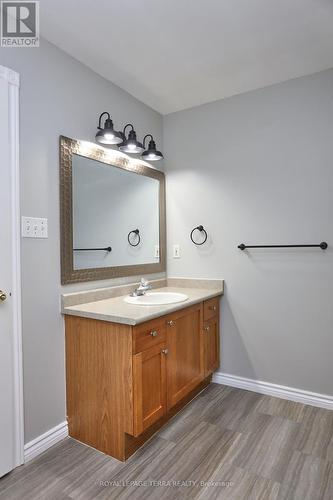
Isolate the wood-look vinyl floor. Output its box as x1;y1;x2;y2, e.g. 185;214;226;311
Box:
1;384;333;500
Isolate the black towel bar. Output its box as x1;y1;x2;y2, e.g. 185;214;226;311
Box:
73;246;112;252
238;242;328;250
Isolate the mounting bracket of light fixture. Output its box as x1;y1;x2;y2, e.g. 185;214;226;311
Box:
95;112;163;161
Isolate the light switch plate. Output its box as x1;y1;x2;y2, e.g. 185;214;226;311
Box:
22;217;48;238
173;244;180;258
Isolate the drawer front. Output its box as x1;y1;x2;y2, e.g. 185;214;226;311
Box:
133;320;166;354
203;297;219;321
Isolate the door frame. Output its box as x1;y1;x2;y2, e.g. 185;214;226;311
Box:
0;65;24;467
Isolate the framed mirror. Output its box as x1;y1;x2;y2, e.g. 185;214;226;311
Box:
60;136;165;284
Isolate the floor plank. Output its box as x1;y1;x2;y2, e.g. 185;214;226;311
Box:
292;406;333;462
254;395;306;423
277;450;333;500
224;415;300;483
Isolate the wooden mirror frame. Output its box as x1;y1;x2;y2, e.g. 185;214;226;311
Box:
60;136;166;285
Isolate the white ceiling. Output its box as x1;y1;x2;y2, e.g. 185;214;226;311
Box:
40;0;333;115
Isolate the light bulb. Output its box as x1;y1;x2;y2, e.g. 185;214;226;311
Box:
104;132;114;140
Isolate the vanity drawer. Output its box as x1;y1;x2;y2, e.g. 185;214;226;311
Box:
133;320;166;354
204;297;219;321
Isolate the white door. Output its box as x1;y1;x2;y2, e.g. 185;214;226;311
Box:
0;66;23;477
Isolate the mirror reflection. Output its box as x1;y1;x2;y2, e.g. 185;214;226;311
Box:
72;154;160;270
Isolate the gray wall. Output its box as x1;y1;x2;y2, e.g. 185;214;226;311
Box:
164;69;333;396
0;39;163;443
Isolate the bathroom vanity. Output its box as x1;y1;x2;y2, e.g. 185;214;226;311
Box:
59;137;223;461
63;280;223;461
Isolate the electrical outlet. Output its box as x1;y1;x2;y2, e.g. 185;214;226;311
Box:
173;244;180;258
22;217;48;238
154;245;160;258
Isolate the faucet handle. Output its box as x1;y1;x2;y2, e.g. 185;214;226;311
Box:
139;277;152;290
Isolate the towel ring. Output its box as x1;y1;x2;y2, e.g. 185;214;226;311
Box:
190;225;207;245
128;229;141;247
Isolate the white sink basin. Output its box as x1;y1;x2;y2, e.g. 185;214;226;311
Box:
124;291;188;306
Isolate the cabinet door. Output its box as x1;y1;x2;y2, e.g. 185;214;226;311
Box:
166;304;204;410
204;317;220;376
133;343;167;436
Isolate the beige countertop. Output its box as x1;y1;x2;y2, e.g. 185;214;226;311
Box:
62;282;223;326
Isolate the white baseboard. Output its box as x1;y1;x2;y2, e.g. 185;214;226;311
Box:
24;421;68;462
212;372;333;410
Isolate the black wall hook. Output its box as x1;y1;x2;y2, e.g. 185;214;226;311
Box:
128;229;141;247
190;225;208;245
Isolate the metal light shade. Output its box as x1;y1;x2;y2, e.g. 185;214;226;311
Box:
119;127;144;154
95;113;123;145
141;136;163;161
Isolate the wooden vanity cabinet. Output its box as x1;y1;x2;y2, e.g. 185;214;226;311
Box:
65;297;221;461
166;303;204;409
204;317;220;376
203;297;220;377
203;297;220;376
133;343;167;436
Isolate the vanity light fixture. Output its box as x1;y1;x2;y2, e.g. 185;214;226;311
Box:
141;134;164;161
95;112;123;145
119;124;144;154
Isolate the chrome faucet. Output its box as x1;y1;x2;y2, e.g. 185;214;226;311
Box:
130;278;152;297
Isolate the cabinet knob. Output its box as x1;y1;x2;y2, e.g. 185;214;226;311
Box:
150;330;158;337
161;349;168;355
209;305;217;311
204;325;210;331
167;320;175;327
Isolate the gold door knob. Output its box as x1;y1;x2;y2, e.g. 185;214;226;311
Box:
150;330;158;337
0;290;7;302
161;349;168;355
167;320;175;327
